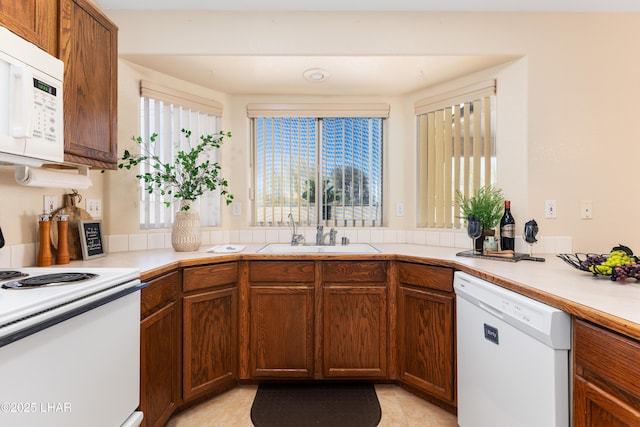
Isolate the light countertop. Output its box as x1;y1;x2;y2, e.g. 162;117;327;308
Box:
66;243;640;341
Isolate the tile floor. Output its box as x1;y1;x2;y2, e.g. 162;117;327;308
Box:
166;384;458;427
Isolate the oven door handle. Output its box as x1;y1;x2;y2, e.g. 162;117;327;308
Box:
0;280;147;348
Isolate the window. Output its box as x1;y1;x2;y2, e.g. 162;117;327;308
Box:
249;103;388;227
415;80;497;229
139;81;224;229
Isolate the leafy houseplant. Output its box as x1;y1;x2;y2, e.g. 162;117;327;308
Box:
118;128;233;252
118;128;234;210
456;186;504;230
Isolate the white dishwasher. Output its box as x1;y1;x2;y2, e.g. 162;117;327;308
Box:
454;271;571;427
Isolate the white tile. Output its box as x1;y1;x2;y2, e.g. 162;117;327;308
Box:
252;229;267;243
0;247;11;268
108;235;129;253
12;243;35;268
210;230;224;244
163;232;172;249
426;231;440;246
200;230;211;246
227;230;240;243
147;233;165;250
412;231;427;245
454;231;470;248
239;230;253;243
439;232;455;247
383;230;397;243
278;229;291;243
357;229;371;243
265;229;279;243
128;234;148;252
370;229;384;243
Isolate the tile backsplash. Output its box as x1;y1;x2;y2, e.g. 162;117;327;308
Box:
0;228;573;268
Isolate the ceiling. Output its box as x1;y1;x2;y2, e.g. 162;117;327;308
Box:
96;0;640;96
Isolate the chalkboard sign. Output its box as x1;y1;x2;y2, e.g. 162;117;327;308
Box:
79;220;106;260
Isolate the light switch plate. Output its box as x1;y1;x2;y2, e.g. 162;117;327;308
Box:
232;202;241;216
86;198;102;218
544;200;556;218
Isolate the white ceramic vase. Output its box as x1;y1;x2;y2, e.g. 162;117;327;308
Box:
171;200;201;252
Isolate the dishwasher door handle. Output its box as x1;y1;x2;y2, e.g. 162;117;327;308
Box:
477;300;505;319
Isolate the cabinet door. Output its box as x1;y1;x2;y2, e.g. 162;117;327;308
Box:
0;0;57;55
59;0;118;169
183;287;237;402
250;286;314;378
322;285;387;378
573;320;640;427
398;285;455;403
574;376;640;427
140;302;180;427
139;271;181;427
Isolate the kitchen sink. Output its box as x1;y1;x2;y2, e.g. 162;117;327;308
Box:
257;243;380;254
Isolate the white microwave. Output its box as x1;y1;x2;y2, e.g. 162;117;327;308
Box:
0;26;64;166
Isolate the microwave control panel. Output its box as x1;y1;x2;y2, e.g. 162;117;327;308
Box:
31;77;60;143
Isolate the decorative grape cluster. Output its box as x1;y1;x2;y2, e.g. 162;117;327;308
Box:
580;245;640;282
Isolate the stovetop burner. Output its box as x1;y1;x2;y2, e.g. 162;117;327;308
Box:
2;273;98;289
0;271;28;281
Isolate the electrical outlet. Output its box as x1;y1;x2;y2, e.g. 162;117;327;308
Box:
581;200;593;219
86;198;102;218
544;200;557;219
395;202;405;217
232;202;241;216
43;196;58;215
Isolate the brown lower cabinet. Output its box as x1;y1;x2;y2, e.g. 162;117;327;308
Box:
573;319;640;426
321;261;388;378
397;262;455;409
248;261;315;378
141;259;460;426
140;271;181;427
182;263;238;401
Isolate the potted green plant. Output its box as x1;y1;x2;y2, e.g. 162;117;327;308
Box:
456;186;504;251
118;128;234;251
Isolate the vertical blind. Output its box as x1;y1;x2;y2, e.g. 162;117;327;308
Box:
415;80;497;229
251;115;384;227
139;81;224;229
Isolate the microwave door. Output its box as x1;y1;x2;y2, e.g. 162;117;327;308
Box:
0;53;28;161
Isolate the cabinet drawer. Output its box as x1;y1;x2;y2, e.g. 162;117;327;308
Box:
249;261;314;283
183;262;238;292
322;261;387;283
141;271;180;319
575;319;640;399
398;263;453;292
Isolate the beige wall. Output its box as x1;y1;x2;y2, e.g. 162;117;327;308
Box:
2;11;639;255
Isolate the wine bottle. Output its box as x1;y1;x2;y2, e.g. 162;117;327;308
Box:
500;200;515;251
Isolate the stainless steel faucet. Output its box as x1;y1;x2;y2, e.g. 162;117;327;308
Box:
288;213;304;245
315;225;337;245
315;225;324;245
328;228;337;246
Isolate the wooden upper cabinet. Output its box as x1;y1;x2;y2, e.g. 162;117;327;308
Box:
0;0;58;55
59;0;118;169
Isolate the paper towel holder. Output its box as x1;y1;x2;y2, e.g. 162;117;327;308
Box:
14;165;92;189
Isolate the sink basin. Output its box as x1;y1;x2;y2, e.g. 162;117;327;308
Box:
257;243;380;254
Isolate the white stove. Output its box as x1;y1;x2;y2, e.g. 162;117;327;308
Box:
0;267;145;427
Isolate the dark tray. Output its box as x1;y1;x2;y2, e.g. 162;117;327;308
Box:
456;250;545;262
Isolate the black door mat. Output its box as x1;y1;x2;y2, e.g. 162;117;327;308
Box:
250;382;381;427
